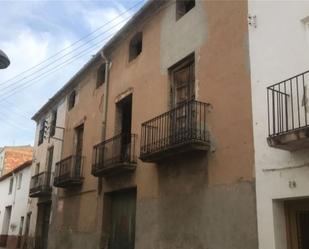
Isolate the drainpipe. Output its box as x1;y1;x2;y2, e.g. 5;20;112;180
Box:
98;50;110;194
100;50;111;141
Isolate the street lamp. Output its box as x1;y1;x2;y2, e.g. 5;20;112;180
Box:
0;50;10;69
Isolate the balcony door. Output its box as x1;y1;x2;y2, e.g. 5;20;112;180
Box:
170;56;195;143
74;124;84;177
46;146;53;186
116;94;132;162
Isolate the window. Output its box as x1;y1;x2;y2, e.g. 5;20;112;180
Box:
17;173;22;190
49;110;57;137
176;0;195;20
129;32;142;61
96;64;106;88
170;54;195;107
68;90;76;110
8;177;13;194
38;119;46;145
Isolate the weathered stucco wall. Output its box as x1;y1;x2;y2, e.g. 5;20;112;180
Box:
248;1;309;249
47;58;105;249
102;1;257;249
27;97;67;249
47;1;258;249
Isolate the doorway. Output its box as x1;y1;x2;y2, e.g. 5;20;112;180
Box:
35;202;51;249
116;94;132;161
286;199;309;249
0;206;12;247
104;188;136;249
74;124;84;177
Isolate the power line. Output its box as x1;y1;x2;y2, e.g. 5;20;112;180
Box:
0;0;175;103
0;10;133;93
0;0;144;87
0;35;108;100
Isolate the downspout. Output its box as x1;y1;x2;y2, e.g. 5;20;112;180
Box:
98;49;111;194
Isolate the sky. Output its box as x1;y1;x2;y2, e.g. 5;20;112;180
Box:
0;0;147;147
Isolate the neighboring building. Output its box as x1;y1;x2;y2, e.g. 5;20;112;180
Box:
26;93;67;249
0;146;33;176
33;1;258;249
248;2;309;249
0;160;32;249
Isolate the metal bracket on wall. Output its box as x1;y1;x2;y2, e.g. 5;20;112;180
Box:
48;126;65;143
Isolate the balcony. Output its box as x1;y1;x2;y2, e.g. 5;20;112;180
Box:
267;70;309;151
140;100;210;162
92;133;137;177
54;155;84;188
29;171;52;197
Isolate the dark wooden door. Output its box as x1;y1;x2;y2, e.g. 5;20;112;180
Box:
75;124;84;176
109;189;136;249
35;203;51;249
286;200;309;249
171;60;195;143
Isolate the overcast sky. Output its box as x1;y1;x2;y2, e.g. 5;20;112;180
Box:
0;0;146;147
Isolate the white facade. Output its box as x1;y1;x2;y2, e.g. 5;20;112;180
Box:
27;97;67;246
0;164;31;244
248;1;309;249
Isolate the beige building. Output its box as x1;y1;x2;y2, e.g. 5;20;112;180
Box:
31;1;258;249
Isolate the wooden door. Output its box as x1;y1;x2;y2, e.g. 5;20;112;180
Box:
109;189;136;249
171;59;195;143
286;199;309;249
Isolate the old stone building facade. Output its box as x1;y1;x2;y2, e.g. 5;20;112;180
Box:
28;1;258;249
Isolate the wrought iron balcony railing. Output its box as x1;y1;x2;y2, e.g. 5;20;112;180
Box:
54;155;84;188
92;133;137;177
140;100;209;162
29;171;52;197
267;70;309;150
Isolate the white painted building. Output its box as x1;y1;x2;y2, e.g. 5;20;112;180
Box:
0;161;31;248
26;95;67;249
248;1;309;249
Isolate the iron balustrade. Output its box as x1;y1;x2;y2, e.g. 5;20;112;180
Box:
54;155;83;186
92;133;137;175
267;70;309;137
29;171;51;196
140;100;209;158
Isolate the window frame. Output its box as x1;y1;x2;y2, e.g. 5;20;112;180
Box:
68;90;76;111
176;0;195;21
129;32;143;62
96;64;106;88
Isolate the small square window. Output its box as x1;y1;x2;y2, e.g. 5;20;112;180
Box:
68;90;76;110
96;64;106;88
176;0;195;20
129;32;143;62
